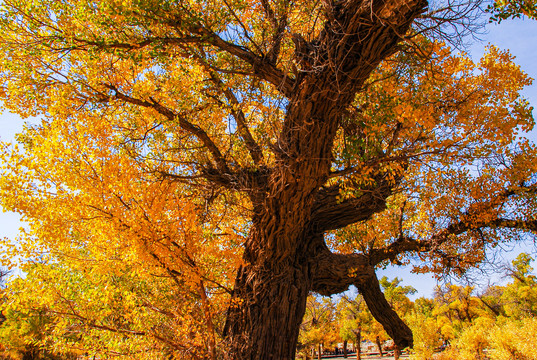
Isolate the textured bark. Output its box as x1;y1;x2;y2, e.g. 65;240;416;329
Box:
224;259;310;359
222;0;428;358
225;231;415;358
357;273;413;349
310;246;413;348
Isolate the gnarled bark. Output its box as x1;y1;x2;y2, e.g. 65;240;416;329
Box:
223;261;310;360
224;228;414;359
311;245;413;349
222;0;427;358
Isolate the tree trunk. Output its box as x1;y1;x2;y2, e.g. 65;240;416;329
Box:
318;343;322;360
394;345;401;360
224;242;416;359
343;340;348;358
355;330;362;360
224;260;310;360
376;336;384;357
218;0;427;357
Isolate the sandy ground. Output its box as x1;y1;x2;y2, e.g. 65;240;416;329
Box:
320;354;409;360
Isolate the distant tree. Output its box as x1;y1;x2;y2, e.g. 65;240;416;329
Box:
338;295;370;360
435;285;483;325
487;317;537;359
0;265;76;360
501;253;537;318
299;296;338;360
406;297;443;360
448;317;494;360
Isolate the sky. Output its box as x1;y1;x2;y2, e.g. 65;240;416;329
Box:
1;13;536;299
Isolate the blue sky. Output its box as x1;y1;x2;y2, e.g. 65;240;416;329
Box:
1;15;536;298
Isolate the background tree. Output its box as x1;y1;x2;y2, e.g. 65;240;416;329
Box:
413;254;537;359
298;296;338;360
338;295;370;360
406;297;443;360
501;253;537;318
433;284;482;333
487;317;537;360
0;251;223;359
0;0;536;359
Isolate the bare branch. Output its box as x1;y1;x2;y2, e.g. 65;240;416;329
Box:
192;53;265;165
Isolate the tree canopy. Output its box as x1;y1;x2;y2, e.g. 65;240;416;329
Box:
0;0;535;359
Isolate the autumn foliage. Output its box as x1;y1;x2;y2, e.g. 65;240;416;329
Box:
294;255;537;360
0;0;535;359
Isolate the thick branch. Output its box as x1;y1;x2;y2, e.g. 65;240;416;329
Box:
311;177;394;232
356;272;414;349
370;182;537;264
195;29;295;96
260;0;288;64
310;246;413;349
311;250;372;296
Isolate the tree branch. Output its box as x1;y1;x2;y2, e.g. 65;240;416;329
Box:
196;56;265;165
355;271;414;349
311;176;395;232
193;28;295;96
369;218;537;266
311;249;372;296
65;28;295;96
103;85;230;174
310;245;413;348
260;0;289;64
369;182;537;265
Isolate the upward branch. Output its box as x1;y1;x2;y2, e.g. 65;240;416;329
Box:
104;85;230;174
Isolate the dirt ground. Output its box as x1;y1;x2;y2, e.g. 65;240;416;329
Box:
321;354;409;360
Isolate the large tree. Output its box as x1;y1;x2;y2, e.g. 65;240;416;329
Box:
0;0;536;359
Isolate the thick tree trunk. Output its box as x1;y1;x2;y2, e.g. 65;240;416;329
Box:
224;260;310;360
221;1;427;357
343;340;348;358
